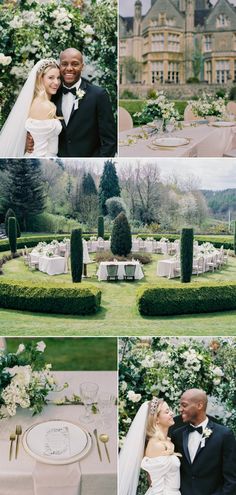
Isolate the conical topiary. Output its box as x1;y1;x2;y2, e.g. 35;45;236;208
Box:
111;212;132;257
5;208;21;238
180;228;194;283
98;216;104;239
8;217;17;255
70;228;83;283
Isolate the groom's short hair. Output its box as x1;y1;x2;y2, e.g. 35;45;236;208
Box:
59;48;83;62
185;388;208;410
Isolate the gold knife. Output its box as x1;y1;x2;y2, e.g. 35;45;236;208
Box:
93;429;102;461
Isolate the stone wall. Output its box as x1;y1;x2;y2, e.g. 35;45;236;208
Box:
120;83;233;99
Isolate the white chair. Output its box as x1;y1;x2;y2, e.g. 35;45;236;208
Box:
119;106;133;132
226;101;236;116
184;104;199;121
223;249;230;264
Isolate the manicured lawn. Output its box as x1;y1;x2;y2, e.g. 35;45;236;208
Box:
5;337;117;370
1;253;236;334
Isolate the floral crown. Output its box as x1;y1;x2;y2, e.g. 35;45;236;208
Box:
150;397;163;415
37;59;59;74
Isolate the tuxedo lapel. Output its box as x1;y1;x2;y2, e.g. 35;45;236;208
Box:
67;78;88;126
183;428;191;464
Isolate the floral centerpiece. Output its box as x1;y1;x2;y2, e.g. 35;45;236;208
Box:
0;341;66;418
134;91;180;129
190;93;226;119
199;242;216;254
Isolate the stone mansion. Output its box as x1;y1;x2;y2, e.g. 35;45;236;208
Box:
119;0;236;86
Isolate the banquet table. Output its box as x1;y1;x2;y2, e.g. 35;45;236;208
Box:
119;122;236;157
97;261;144;281
38;256;67;276
157;259;180;278
0;371;117;495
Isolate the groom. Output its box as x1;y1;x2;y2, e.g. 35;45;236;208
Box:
171;388;236;495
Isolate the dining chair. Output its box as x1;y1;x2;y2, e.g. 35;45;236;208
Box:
106;264;119;281
123;264;136;281
119;106;133;132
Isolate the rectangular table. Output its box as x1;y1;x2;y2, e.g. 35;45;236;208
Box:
157;259;180;278
119;123;236;157
97;261;144;281
0;371;117;495
38;256;67;276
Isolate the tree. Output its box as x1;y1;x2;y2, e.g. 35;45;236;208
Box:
180;228;194;283
234;221;236;255
111;212;132;257
5;208;21;237
99;160;120;215
98;216;104;239
4;159;46;231
8;217;17;255
122;56;142;83
106;196;126;220
70;228;83;283
76;172;98;226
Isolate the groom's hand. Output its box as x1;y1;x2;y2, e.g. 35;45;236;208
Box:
25;132;34;153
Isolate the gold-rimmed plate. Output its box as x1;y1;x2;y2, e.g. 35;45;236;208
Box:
211;121;236;127
152;137;190;148
22;419;92;465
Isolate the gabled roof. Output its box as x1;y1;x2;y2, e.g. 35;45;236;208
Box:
204;0;236;29
142;0;185;31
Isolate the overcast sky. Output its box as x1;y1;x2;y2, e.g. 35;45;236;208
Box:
119;0;236;17
61;158;236;191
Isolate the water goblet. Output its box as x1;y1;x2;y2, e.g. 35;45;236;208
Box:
80;382;99;423
97;392;116;429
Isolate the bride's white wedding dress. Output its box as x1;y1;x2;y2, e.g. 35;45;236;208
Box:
141;455;181;495
24;118;62;157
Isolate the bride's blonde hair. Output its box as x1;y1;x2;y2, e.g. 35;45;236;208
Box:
34;59;60;118
146;397;166;441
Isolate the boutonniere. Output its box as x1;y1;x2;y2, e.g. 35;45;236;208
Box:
74;89;86;110
200;427;213;447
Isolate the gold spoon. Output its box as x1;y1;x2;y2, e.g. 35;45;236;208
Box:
99;434;110;463
15;425;22;459
9;433;16;461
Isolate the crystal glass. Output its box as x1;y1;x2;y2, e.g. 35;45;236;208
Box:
80;382;99;423
97;392;116;429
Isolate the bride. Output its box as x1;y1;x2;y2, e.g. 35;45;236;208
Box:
119;397;181;495
0;58;62;157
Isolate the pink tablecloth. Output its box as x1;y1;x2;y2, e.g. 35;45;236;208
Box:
119;123;236;157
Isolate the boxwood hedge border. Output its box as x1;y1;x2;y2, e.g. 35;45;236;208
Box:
0;233;110;253
137;282;236;316
0;280;101;315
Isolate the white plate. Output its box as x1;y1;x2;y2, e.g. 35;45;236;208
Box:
22;419;92;465
152;137;189;147
211;121;236;127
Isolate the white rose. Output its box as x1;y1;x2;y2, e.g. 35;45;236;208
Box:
120;381;127;392
127;390;141;403
84;25;94;35
16;344;25;354
36;341;46;352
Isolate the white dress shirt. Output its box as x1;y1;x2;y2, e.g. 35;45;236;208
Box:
188;417;209;463
61;78;82;125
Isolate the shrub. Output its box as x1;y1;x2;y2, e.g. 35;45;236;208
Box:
186;77;199;83
8;217;17;255
111;212;132;256
94;251;151;264
229;86;236;101
98;216;104;239
5;208;21;238
120;90;139;99
180;228;194;283
106;197;126;219
27;212;79;233
0;233;111;253
146;89;157;99
137;282;236;316
70;229;83;283
0;280;101;315
215;89;227;99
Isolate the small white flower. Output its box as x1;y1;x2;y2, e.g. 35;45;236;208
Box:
76;88;86;100
36;341;46;352
16;344;25;354
203;427;212;439
127;390;141;403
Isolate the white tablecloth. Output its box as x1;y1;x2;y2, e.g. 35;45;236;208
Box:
0;371;117;495
97;261;144;281
157;259;180;278
86;240;110;252
38;256;67;276
119;123;236;157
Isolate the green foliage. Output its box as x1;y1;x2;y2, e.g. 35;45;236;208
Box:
70;228;83;283
229;86;236;101
120;90;139;100
8;217;17;255
186;77;200;83
234;221;236;255
5;208;21;238
119;100;187;122
111;212;132;256
4;159;46;231
121;56;141;83
98;215;104;239
94;251;151;265
106;196;126;220
137;282;236;316
202;189;236;217
99;160;120;215
26;212;79;234
180;228;194;283
0;280;101;315
79;172;97;196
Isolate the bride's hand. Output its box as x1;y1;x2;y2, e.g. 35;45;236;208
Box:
25;132;34;153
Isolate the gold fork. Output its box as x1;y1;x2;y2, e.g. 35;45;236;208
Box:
15;425;22;459
9;433;16;461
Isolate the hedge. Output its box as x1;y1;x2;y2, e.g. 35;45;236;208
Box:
0;280;101;315
119;99;188;121
136;234;233;249
137;282;236;316
0;233;111;253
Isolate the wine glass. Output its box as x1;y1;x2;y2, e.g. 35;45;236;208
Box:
80;382;99;423
97;392;116;429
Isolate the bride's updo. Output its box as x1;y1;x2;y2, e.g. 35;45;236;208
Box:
146;397;165;440
34;59;60;118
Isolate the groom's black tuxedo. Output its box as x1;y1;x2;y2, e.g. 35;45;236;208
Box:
172;420;236;495
54;78;117;157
